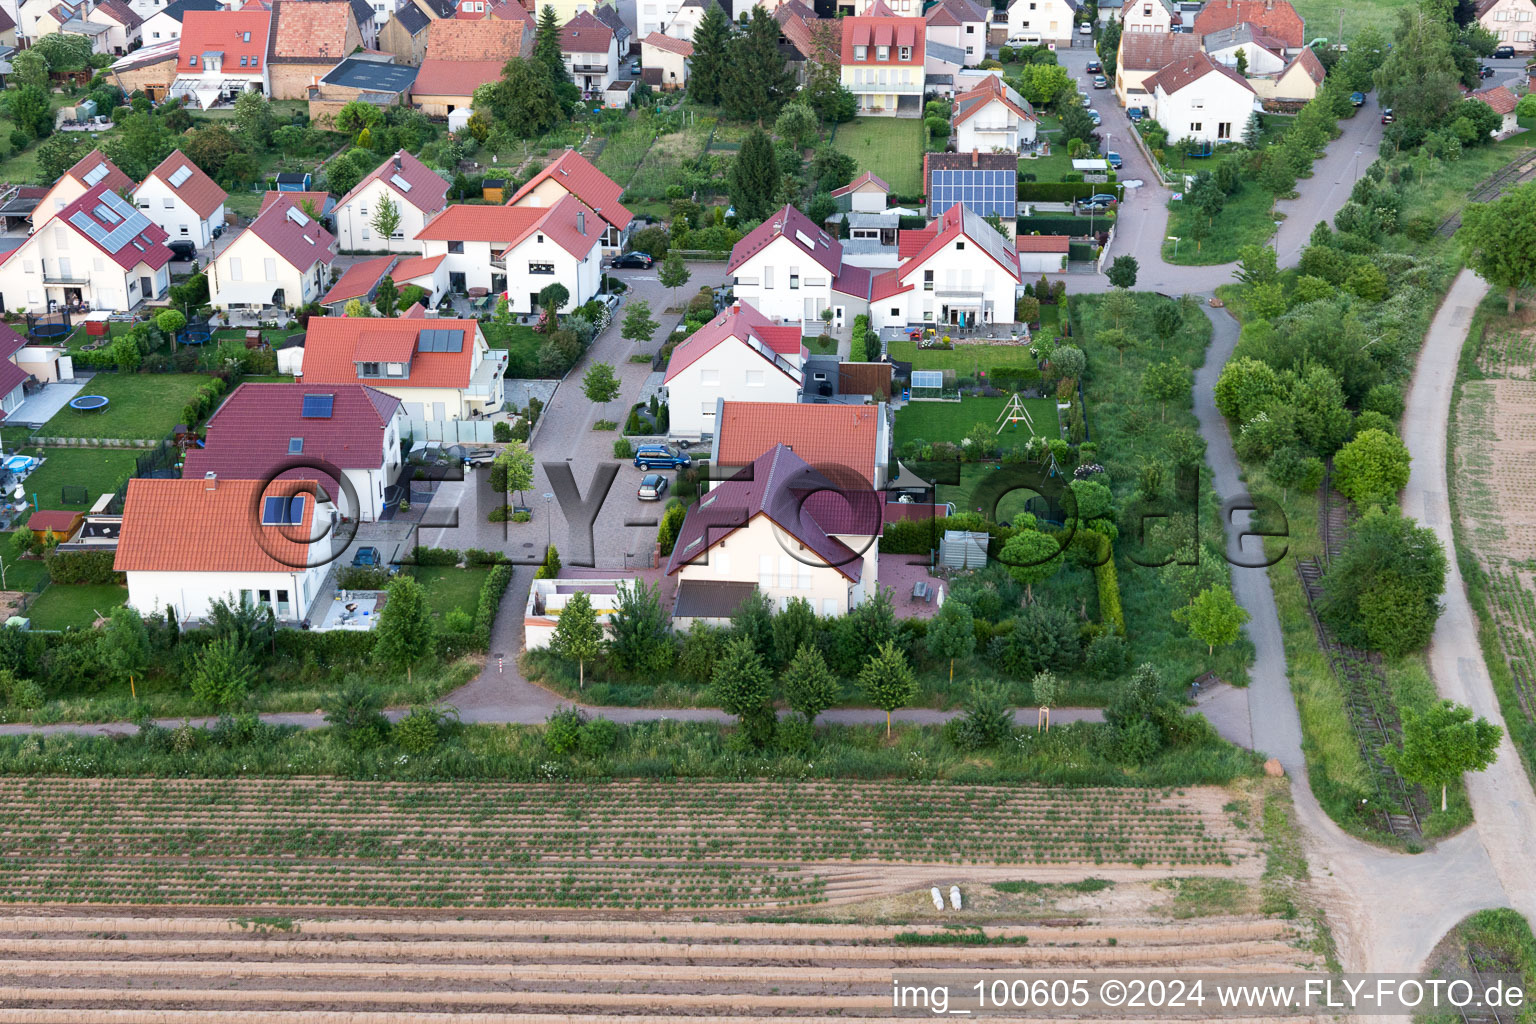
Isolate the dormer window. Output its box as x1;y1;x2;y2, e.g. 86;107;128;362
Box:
386;363;405;376
899;45;910;60
360;361;380;376
876;44;888;59
188;54;196;65
242;30;249;40
854;44;866;58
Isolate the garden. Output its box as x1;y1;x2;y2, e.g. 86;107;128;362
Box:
831;118;924;197
893;395;1059;450
8;447;138;517
38;373;215;442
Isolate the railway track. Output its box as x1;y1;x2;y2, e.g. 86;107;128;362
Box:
1460;944;1512;1024
1436;150;1536;237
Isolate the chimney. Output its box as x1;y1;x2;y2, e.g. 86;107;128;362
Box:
577;210;586;234
394;153;402;171
203;472;217;491
971;148;978;167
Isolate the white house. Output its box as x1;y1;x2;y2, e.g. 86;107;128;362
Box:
1475;84;1521;136
1144;50;1256;145
660;0;705;38
85;0;142;53
416;195;602;313
1005;0;1077;44
831;171;891;213
0;325;33;421
1477;0;1536;53
209;193;337;312
640;30;691;90
133;149;227;250
726;204;873;331
1201;22;1285;74
331;149;450;253
298;309;507;422
924;0;986;64
31;150;133;230
506;148;633;255
869;202;1022;329
0;184;173;313
139;0;223;46
115;476;335;627
561;9;619;93
181;383;404;524
1121;0;1173;33
663;300;806;438
950;73;1037;152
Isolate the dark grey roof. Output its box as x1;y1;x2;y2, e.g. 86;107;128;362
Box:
926;39;964;66
592;3;628;41
349;0;374;30
673;579;758;619
158;0;220;24
393;2;429;33
321;56;419;92
415;0;455;17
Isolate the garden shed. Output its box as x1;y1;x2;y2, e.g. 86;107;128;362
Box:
940;530;988;569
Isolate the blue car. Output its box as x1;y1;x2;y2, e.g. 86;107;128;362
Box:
1349;91;1365;106
633;444;692;470
1127;106;1145;123
1105;151;1122;170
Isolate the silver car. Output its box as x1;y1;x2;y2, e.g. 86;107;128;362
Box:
638;474;668;501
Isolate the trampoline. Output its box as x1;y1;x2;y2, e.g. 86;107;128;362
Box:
179;323;212;346
67;395;109;413
26;311;71;339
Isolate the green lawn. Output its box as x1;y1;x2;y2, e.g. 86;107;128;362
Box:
0;557;49;592
887;341;1039;374
1290;0;1411;42
805;334;839;355
894;395;1059;448
832;118;924;196
482;322;544;378
1020;148;1075;183
1163;180;1277;266
407;565;491;621
40;374;217;441
26;583;128;630
931;460;1063;525
13;447;138;515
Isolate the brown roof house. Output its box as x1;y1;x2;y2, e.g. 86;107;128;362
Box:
1115;30;1199;108
412;18;528;115
264;0;365;99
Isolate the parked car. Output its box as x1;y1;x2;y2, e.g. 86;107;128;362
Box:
629;58;641;74
1087;109;1102;125
633;444;692;470
168;239;197;261
1093;74;1108;88
1078;21;1092;33
1494;44;1515;58
1080;92;1092;107
1349;91;1365;106
459;447;496;466
1127;106;1145;123
351;546;382;568
598;292;621;312
611;251;653;269
1086;58;1101;73
1381;107;1395;124
637;474;669;501
1078;194;1118;210
1104;151;1122;169
1480;64;1496;78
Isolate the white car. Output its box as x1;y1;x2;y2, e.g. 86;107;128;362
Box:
1078;22;1092;33
598;292;621;313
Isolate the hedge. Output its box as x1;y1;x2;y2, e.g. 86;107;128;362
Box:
1016;182;1125;203
44;550;123;585
1094;554;1126;636
273;628;377;663
987;364;1043;389
880;515;1014;556
1015;216;1110;238
471;563;515;649
850;313;871;363
411;546;461;566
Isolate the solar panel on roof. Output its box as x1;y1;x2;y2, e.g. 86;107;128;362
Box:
301;394;333;418
82;164;109;187
286;206;311;227
93;203;121;225
390;174;413;192
441;329;462;353
261;495;306;525
69;211;108;245
168;165;193;188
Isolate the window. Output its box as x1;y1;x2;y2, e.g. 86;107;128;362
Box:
361;361;380;375
93;258;103;271
21;260;32;274
1217;122;1232;140
890;306;900;316
745;369;764;386
536;233;544;243
448;241;464;254
1190;122;1202;132
242;30;250;40
701;401;715;417
1520;28;1532;38
700;368;720;385
251;57;258;67
923;270;933;291
362;227;371;240
188;54;196;65
854;44;866;58
966;23;974;32
898;46;910;60
778;556;793;588
241;56;248;65
276;590;290;617
288;437;303;453
359;205;368;215
386;363;404;376
789;273;800;289
179;225;189;235
230;257;242;281
258;589;271;605
264;258;276;281
955;241;965;250
876;45;888;59
529;262;555;274
241;589;254;607
137;200;150;209
758;554;774;587
763;266;774;288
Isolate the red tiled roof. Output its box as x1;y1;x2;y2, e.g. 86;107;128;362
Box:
1116;30;1198;72
1476;84;1519;115
418;193;601;258
832;263;872;299
300;315;482;389
839;12;924;64
177;9;270;72
663;300;804;383
390;252;445;281
1281;44;1325;85
269;0;355;60
773;0;833;58
869;266;912;302
141;150;227;220
425;16;525;59
1015;234;1070;253
641;30;692;55
727;203;844;276
508;149;633;232
353;330;419;362
561;10;612;52
1143;50;1254;96
336;149;450;216
665;444;865;582
1190;0;1304;48
321;254;397;305
245;193;337;271
897;227;936;259
0;323;28;362
64;150;133;193
26;510;82;536
714;400;883;485
95;0;142;28
925;0;985;26
952;74;1035;127
58;183;174;272
412;57;504;95
830;170;890;197
115;477;322;574
901;204;1020;279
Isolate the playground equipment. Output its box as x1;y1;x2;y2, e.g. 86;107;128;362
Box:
67;395;109;413
995;392;1036;434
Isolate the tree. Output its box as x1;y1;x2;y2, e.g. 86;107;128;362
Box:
344;299;368;318
1100;286;1137;330
187;635;255;710
1458;181;1536;314
1333;428;1411;507
374;275;399;318
723;8;795;122
658;253;690;309
1099;17;1122;78
1388;700;1502;812
781;643;837;724
333;100;383;136
801;19;855;124
491;440;534;506
549;589;602;688
1015;62;1074;105
621;300;659;346
1214;356;1282;423
31;33;91;72
1319;506;1448;657
688;2;731;105
1141;359;1192;421
9;86;53;141
1032;669;1059;732
9;49;48;91
1173;585;1249;656
999;530;1065;604
1057;101;1095;145
154;308;186;339
1267;445;1324;502
1235;244;1278;288
926;599;975;684
1186;171;1226;230
1246;280;1286;322
102;111;174;181
534;4;568;84
712;634;775;744
1375;8;1462;137
272;123;305;159
770;596;815;669
536;282;569;317
34;133;88;182
609;579;674;673
729;127;779;221
103;606;148;699
774;101;818;147
1095;326;1136;366
582;362;621;413
374;574;434;683
1292;364;1353;456
1233;46;1249;76
858;640;917;737
232;90;273;149
1151;301;1182;351
1105;254;1139;289
370;193;401;246
479;58;560;138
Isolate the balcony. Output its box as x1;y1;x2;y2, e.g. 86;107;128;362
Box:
935;287;986;302
466;349;508;400
570;63;611;74
42;271;91;285
850;81;923;95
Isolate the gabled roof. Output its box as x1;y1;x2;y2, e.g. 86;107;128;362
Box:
177;8;270;72
1143;50;1254;96
773;0;830;59
109;36;181;71
665;444;866;582
642;30;692;55
663;300;804;384
877;204;1019;300
412;57;503;94
952;73;1035;127
425;15;525;58
1200;21;1285;54
1280;44;1325;85
115;477;323;574
1190;0;1304;48
592;4;628;41
300;315;481;389
320;254;396;305
59;150;133;194
1015;234;1069;253
508;149;633;232
243;192;336;270
1476;83;1519;115
0;6;17;30
56;183;174;271
560;9;612;53
714;399;884;486
727;203;843;276
393;2;429;33
1117;30;1199;71
94;0;141;28
259;190;330;216
268;0;356;61
418;193;601;258
390;252;445;281
348;0;373;32
139;150;227;220
830;171;890;198
925;0;986;26
840;12;924;65
336;149;450;216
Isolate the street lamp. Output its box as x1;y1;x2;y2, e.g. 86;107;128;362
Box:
1166;235;1182;257
543;492;554;552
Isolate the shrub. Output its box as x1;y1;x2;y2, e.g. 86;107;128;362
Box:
657;501;687;555
1085;628;1128;678
44;550;122;585
411;546;460;566
944;681;1014;750
465;548;508;565
577;716;619;756
545;706;586;755
613;437;635;459
493;421;513;442
337;567;389;589
321;679;390;751
187;636;255;710
393;704;449;753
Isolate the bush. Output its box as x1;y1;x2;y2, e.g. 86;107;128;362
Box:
613;437;634;459
411;546;460;566
44;550;122;585
464;548;508;565
337;567;389;589
944;682;1015;750
393;704;448;753
1085;628;1128;678
493;421;513;442
321;679;390;751
578;716;619;756
545;706;586;755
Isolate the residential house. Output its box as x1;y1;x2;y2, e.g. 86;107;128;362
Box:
841;0;921;14
1477;0;1535;52
1114;29;1197;108
663;300;806;438
31;150;132;230
561;10;619;92
773;0;833;77
1189;0;1303;52
640;31;690;89
1143;50;1256;144
951;73;1037;152
1474;84;1521;135
377;0;430;62
868;202;1021;329
713;399;890;488
107;36;182;97
319;251;449;310
133;149;227;250
139;0;219;46
839;5;926;117
88;0;142;53
48;5;112;54
924;150;1017;229
1121;0;1174;33
298;309;507;421
831;171;890;213
0;184;173;313
416;196;603;311
593;2;628;52
209;193;336;311
925;0;985;64
115;475;336;626
660;0;708;39
1096;0;1124;24
307;55;419;121
169;7;271;109
0;324;30;421
924;35;967;97
1201;22;1285;74
632;0;674;39
412;17;527;115
332;149;450;253
1247;44;1323;103
349;0;379;46
507;148;634;254
181;382;404;523
666;443;880;623
1013;233;1069;273
264;0;365;99
1004;0;1077;45
726;203;873;331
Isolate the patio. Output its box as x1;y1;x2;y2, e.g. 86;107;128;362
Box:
312;589;385;631
7;382;86;428
877;554;946;620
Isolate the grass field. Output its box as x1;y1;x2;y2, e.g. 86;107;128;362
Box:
40;374;215;441
887;341;1040;374
408;565;491;621
482;322;545;378
832;118;924;196
1163;180;1277;266
25;583;128;630
1020;147;1075;182
0;557;48;592
13;447;138;515
1291;0;1411;42
894;395;1059;448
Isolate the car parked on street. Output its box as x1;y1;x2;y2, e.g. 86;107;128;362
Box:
637;474;669;501
633;444;692;470
1104;151;1122;169
1349;91;1365;106
1093;74;1107;88
1087;109;1101;125
1494;44;1515;58
1080;93;1091;107
351;546;381;567
1381;108;1394;124
611;251;653;269
1086;58;1101;73
1078;194;1118;210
